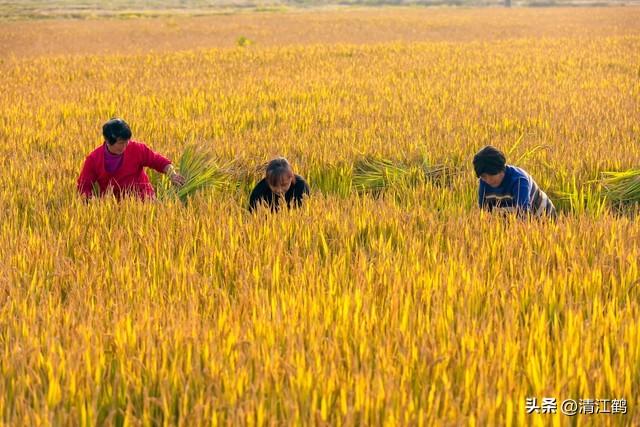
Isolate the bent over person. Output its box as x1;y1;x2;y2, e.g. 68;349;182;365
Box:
77;118;185;200
473;145;556;218
249;157;310;212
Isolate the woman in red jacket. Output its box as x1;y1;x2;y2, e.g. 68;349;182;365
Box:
77;118;185;200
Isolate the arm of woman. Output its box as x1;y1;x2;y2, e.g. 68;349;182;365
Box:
293;179;310;207
248;184;262;213
140;143;172;172
77;155;98;198
140;143;185;187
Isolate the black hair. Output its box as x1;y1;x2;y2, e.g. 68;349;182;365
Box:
102;118;132;145
266;157;296;187
473;145;507;177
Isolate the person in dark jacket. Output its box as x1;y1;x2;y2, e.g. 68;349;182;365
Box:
249;157;310;212
473;145;556;218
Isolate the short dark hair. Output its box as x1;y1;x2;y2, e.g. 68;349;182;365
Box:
103;118;132;145
473;145;506;177
266;157;296;187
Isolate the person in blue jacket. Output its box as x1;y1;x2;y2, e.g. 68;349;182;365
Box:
473;145;556;218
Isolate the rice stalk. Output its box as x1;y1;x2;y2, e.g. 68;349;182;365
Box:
599;169;640;205
150;144;237;203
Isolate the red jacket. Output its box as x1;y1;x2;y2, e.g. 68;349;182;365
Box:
77;140;171;199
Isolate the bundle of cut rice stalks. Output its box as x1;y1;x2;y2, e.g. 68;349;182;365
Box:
352;157;460;194
352;158;410;194
150;144;236;203
599;169;640;205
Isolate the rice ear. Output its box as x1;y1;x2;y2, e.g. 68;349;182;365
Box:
506;133;525;157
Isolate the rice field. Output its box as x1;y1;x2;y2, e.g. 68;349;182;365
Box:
1;7;639;426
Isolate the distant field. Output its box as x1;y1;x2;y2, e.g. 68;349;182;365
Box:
1;6;640;427
1;0;640;20
2;7;640;57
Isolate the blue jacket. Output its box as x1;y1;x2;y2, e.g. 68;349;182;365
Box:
478;165;555;216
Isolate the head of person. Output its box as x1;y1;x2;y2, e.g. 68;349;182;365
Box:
103;118;132;155
473;145;507;188
266;157;296;195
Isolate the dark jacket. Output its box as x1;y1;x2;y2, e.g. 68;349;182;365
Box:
249;175;310;212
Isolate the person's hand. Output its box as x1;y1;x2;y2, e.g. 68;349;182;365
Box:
170;172;186;187
164;164;186;188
